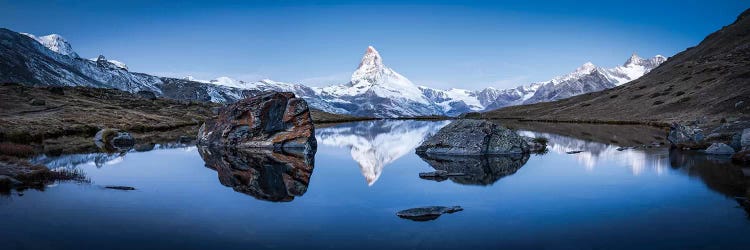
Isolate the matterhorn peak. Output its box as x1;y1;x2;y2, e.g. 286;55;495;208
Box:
358;46;383;69
351;46;389;84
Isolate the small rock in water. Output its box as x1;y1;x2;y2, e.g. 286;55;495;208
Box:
397;206;463;221
736;101;745;109
616;146;637;151
704;143;735;155
742;129;750;149
566;151;584;154
667;123;705;149
105;185;136;190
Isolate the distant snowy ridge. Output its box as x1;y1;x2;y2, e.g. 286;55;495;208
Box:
7;29;666;117
198;47;665;117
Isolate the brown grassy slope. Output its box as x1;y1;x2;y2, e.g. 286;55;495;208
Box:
310;108;377;123
485;9;750;126
0;83;218;143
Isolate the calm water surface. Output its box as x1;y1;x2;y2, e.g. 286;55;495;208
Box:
1;120;749;249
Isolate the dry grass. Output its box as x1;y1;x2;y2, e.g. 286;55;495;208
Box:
0;84;219;143
0;143;34;157
310;108;378;123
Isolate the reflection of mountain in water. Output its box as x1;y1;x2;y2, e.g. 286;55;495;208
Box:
31;143;195;169
669;149;750;218
418;152;530;186
198;147;314;202
316;120;449;186
519;131;669;175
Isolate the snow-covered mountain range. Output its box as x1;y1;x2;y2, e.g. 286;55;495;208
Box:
2;28;667;118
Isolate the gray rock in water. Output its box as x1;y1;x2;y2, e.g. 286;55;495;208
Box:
705;143;735;155
94;128;135;152
397;206;463;221
667;123;705;148
415;119;529;155
522;136;548;153
742;128;750;150
566;150;584;154
105;185;136;190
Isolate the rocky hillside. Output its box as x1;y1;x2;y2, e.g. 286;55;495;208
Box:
484;8;750;126
0;84;365;146
0;83;218;144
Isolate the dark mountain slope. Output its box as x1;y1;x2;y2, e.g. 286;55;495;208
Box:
485;8;750;126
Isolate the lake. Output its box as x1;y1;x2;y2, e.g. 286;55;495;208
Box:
1;120;749;249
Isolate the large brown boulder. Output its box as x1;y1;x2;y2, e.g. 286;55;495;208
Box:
198;92;316;153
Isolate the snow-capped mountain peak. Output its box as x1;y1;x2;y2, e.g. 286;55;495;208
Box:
22;33;79;58
318;46;434;117
88;55;129;70
551;62;598;85
357;46;384;70
624;53;644;66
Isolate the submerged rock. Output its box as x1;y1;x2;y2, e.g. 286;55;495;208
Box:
397;206;463;221
417;152;529;185
705;143;735;155
667;123;706;149
523;136;548;153
197;92;316;154
94;128;135;152
415;119;529;155
198;146;314;202
742;128;750;150
105;185;136;190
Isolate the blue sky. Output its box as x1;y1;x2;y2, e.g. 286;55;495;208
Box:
1;0;747;89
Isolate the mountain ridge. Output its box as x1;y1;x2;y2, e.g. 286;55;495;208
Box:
3;28;665;118
484;8;750;125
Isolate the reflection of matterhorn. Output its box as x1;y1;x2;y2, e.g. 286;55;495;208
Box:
316;120;449;185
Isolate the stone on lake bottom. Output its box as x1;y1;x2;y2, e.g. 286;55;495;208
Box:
396;206;463;221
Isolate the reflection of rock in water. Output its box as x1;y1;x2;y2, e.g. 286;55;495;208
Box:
417;152;529;186
669;148;750;218
198;146;314;202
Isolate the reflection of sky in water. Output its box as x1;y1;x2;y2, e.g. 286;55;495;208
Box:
3;120;748;249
